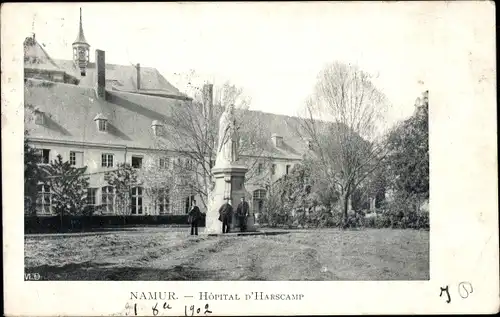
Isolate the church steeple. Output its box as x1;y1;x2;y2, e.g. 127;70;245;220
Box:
72;7;90;76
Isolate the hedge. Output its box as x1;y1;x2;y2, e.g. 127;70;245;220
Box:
259;210;429;230
25;214;206;234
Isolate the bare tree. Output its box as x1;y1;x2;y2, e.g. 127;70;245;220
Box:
137;154;180;214
157;78;269;210
104;163;138;223
297;62;389;227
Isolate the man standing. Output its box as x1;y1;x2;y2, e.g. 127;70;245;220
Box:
218;198;233;234
236;196;250;232
188;199;202;236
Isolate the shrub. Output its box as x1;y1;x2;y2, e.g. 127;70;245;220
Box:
363;215;376;228
305;207;336;228
24;214;205;234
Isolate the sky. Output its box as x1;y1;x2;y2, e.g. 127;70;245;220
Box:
13;2;493;130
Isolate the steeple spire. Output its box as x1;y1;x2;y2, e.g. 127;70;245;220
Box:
72;7;90;76
73;7;88;45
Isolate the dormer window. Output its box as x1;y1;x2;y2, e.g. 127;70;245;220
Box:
151;120;164;136
271;133;283;147
94;113;108;132
306;138;313;150
34;109;45;125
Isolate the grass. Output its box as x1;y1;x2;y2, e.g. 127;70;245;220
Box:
24;227;429;281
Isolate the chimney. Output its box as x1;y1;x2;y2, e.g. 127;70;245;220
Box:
95;49;106;99
202;83;214;120
136;63;141;91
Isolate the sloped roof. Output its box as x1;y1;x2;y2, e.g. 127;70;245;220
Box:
25;78;182;149
240;110;310;160
54;59;182;96
24;36;63;73
24;79;309;159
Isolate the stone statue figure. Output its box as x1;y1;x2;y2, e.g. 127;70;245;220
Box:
215;104;240;167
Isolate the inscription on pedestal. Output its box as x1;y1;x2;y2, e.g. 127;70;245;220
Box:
232;177;243;190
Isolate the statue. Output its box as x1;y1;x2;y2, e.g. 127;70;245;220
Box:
215;104;239;167
205;102;257;234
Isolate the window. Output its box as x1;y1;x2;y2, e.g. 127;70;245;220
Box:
130;187;143;215
272;135;283;147
36;149;50;164
101;153;114;168
101;186;115;213
184;195;195;214
173;157;182;169
94;114;108;131
257;163;264;175
36;184;52;215
97;119;107;132
159;157;170;169
87;188;97;212
158;189;170;214
152;124;164;136
70;151;76;165
132;156;143;169
34;111;44;125
252;189;267;214
276;137;283;147
286;164;291;175
42;149;50;163
307;140;313;150
69;151;83;166
271;164;276;175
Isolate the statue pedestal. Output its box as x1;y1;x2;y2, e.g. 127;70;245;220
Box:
204;164;257;234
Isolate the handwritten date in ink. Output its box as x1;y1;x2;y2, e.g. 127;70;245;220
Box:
152;302;172;316
185;304;212;316
126;302;172;316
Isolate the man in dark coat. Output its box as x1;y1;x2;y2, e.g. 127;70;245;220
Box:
236;196;250;232
188;199;202;236
218;198;233;234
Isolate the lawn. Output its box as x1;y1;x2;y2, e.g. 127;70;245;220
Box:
24;228;429;281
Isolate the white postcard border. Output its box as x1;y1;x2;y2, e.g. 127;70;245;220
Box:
2;2;498;316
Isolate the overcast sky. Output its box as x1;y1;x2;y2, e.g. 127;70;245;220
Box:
14;2;493;129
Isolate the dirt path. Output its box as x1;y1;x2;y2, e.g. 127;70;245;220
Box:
25;229;429;280
189;236;334;280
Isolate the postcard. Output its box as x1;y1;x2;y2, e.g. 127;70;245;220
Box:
2;2;498;316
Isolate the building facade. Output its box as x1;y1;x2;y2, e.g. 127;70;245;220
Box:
24;9;308;218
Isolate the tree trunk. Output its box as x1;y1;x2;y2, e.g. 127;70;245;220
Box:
123;201;126;226
60;211;64;232
341;192;349;229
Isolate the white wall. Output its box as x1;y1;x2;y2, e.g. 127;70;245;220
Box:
28;139;300;217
